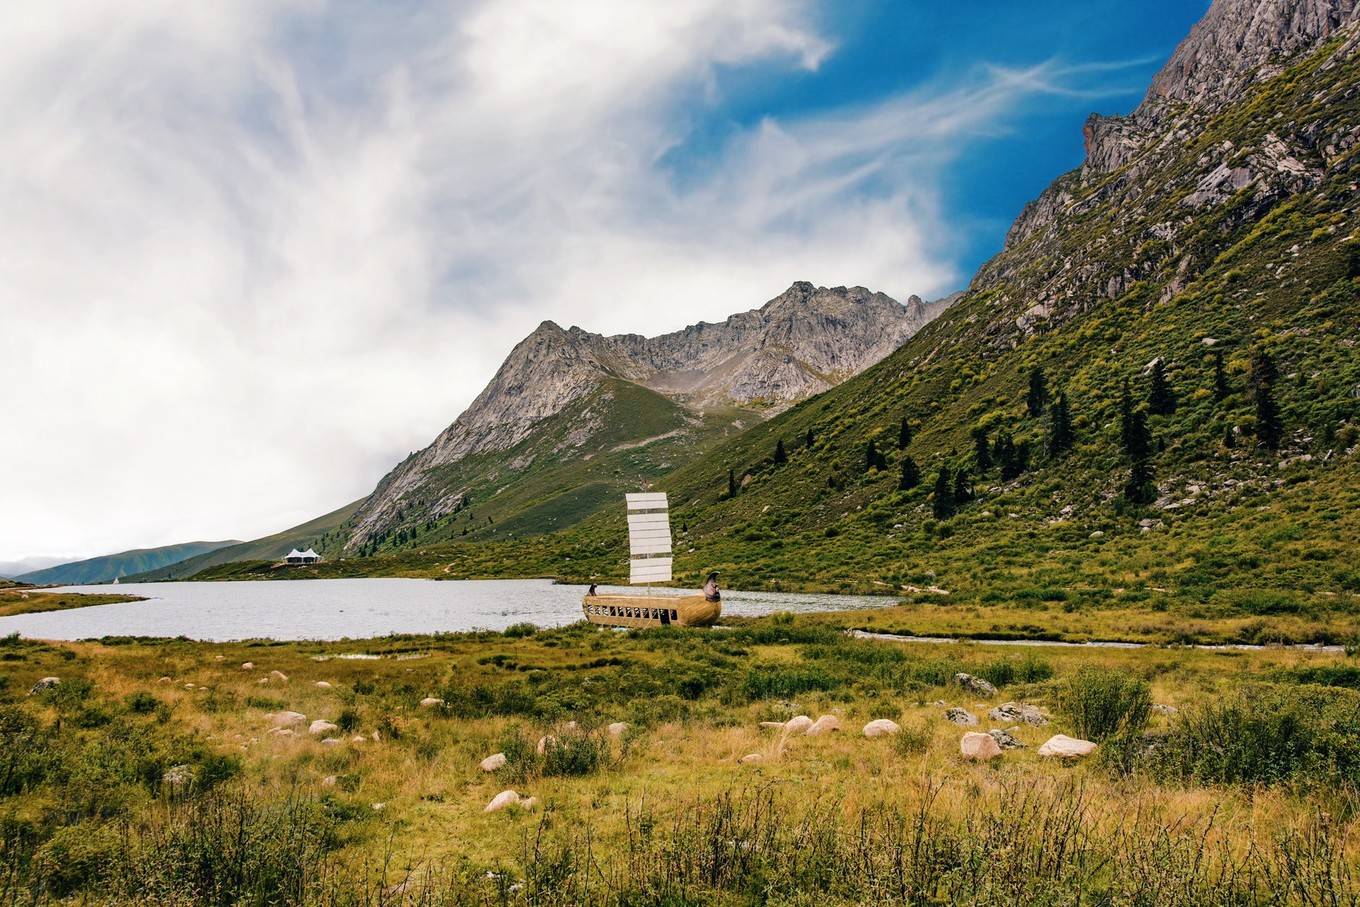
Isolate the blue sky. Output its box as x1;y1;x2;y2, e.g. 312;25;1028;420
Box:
2;0;1211;561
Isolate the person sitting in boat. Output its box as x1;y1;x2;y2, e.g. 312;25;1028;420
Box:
587;581;598;597
702;571;721;603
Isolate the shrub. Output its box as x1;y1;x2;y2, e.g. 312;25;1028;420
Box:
504;623;539;638
32;821;121;897
1276;665;1360;689
0;707;50;795
541;732;608;778
1057;667;1151;741
979;654;1054;687
336;709;360;732
892;722;931;757
125;692;161;714
742;666;839;701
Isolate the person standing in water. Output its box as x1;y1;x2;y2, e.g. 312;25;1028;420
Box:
702;571;721;602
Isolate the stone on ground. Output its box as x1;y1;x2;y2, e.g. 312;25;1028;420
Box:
157;676;173;684
607;722;628;736
988;728;1025;750
738;753;764;764
485;790;524;813
320;775;337;787
1152;703;1178;715
419;697;444;708
315;681;333;690
309;719;339;736
536;735;557;755
953;673;997;697
783;715;814;735
319;737;342;747
1037;734;1098;758
269;670;288;682
960;732;1002;761
759;721;787;729
241;662;254;671
480;753;507;772
807;715;841;736
988;702;1048;726
862;719;902;738
28;677;60;695
945;707;979;726
270;710;307;728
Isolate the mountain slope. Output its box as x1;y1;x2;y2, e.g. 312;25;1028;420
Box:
125;499;362;582
337;283;950;554
18;540;239;585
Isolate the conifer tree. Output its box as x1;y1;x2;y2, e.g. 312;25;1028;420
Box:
1251;349;1283;450
1223;425;1236;449
1047;391;1074;457
865;439;887;472
1148;359;1176;415
952;468;973;504
932;466;955;519
773;439;787;465
898;417;912;450
805;428;815;448
1026;367;1049;418
1119;378;1136;450
971;426;992;472
1212;349;1230;402
899;455;920;491
1122;406;1156;504
727;468;737;498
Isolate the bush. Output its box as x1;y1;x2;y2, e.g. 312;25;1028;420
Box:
0;707;50;795
1277;665;1360;689
1057;667;1151;741
504;623;539;638
125;692;161;714
541;732;608;778
32;821;121;896
1137;685;1360;788
979;654;1054;687
742;666;839;701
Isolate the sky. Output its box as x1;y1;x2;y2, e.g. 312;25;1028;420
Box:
1;0;1209;565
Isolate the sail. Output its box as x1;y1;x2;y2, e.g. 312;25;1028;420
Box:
626;492;672;584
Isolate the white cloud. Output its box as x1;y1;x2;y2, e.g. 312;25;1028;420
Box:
1;1;1096;561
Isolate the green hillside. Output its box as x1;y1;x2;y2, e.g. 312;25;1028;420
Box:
124;500;363;581
16;540;239;586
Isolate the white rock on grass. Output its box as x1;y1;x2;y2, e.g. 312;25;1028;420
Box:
309;719;339;736
485;790;527;813
989;728;1025;750
480;753;507;772
988;703;1048;726
28;677;60;695
213;655;225;662
419;697;444;709
783;715;814;735
157;676;173;685
320;738;343;747
607;722;628;737
536;735;557;755
320;775;337;788
315;681;333;690
269;670;288;682
738;753;764;765
759;721;787;729
953;673;997;697
945;707;979;726
241;662;255;671
1037;734;1097;759
270;711;307;729
862;719;902;738
807;715;841;736
960;732;1002;761
1152;703;1178;716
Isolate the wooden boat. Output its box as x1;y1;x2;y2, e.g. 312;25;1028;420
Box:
583;492;721;628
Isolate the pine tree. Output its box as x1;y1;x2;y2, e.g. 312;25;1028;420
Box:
1148;359;1176;415
727;468;737;498
1026;367;1048;418
773;439;787;465
898;417;912;450
865;439;887;472
1251;349;1283;450
1223;425;1236;449
899;455;920;491
952;468;973;504
1119;378;1135;450
932;466;955;519
1047;391;1074;458
971;426;992;472
805;428;815;449
1122;405;1156;504
1212;349;1230;402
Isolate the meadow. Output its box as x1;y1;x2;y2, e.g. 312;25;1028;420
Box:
3;605;1360;905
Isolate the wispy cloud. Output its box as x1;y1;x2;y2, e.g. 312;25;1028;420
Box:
1;0;1127;560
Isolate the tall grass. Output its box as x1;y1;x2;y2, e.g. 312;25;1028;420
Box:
1057;666;1151;741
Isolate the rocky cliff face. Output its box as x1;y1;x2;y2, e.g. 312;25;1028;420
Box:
344;283;952;549
977;0;1360;348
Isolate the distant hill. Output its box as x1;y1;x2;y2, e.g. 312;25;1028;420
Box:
0;556;64;580
18;541;240;585
124;499;363;581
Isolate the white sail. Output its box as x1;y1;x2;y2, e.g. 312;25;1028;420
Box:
625;492;672;584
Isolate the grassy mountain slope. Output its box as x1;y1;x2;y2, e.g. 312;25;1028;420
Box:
267;22;1360;645
124;499;362;582
16;540;239;586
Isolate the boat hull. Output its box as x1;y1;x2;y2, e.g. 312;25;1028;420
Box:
582;594;720;628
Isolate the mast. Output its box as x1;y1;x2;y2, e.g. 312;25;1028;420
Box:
625;492;672;593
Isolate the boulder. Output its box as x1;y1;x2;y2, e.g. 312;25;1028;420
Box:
988;703;1048;726
738;753;764;764
1037;734;1097;759
536;735;557;755
945;707;979;726
269;670;288;682
309;719;339;736
241;662;254;671
351;735;367;743
862;719;902;738
315;681;333;690
1152;703;1178;716
953;673;997;697
519;796;539;810
807;715;841;736
960;732;1002;761
319;737;343;747
419;697;444;709
266;727;296;738
480;753;507;772
783;715;814;735
28;677;60;695
988;728;1025;750
213;655;225;661
607;722;628;737
270;710;307;729
157;676;173;684
484;790;524;813
320;775;337;788
759;721;787;729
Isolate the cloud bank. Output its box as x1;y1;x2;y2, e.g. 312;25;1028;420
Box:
2;0;1123;561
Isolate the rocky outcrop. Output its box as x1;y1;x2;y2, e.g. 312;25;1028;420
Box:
345;283;954;549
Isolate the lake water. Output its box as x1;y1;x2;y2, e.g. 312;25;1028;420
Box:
0;578;894;642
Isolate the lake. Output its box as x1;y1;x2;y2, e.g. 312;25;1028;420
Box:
0;578;894;642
